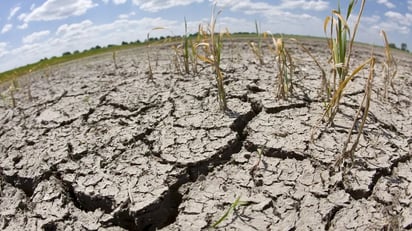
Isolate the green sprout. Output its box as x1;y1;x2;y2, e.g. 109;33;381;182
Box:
212;195;250;228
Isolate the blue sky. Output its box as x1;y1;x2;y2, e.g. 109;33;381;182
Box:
0;0;411;72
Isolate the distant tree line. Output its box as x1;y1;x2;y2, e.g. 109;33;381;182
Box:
54;33;410;61
389;42;409;52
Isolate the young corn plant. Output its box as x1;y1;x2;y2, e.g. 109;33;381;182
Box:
321;0;366;123
335;55;375;167
146;27;166;81
196;6;228;111
380;30;398;100
291;38;328;100
9;83;16;108
249;20;265;65
171;45;183;74
273;37;294;99
313;0;380;167
112;51;118;70
172;18;198;75
190;35;200;75
182;17;190;74
27;75;33;102
211;195;250;228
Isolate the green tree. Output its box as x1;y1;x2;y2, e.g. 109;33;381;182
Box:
401;43;407;51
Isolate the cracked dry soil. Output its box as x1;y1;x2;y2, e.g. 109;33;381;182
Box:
1;38;411;230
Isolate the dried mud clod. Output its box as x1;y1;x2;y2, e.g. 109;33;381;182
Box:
0;39;411;230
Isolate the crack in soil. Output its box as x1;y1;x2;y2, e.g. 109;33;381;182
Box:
1;39;411;231
324;204;344;230
102;105;257;230
0;167;43;198
340;152;411;200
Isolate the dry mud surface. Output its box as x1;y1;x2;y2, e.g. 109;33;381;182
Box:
1;38;411;230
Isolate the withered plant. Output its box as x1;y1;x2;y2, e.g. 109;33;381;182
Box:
195;6;228;111
380;30;398;100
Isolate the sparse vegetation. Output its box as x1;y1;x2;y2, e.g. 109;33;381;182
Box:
381;30;398;100
273;36;294;99
0;2;409;230
195;5;228;111
0;0;401;169
249;20;265;65
321;0;366;123
211;195;250;228
112;51;118;70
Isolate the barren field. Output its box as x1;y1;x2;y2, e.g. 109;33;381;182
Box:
0;38;411;230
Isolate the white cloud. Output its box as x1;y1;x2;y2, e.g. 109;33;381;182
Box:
8;6;21;20
378;21;410;34
20;0;98;23
278;0;329;11
113;0;128;4
0;42;8;58
362;15;381;24
118;12;136;19
214;0;328;13
102;0;109;3
56;20;94;36
385;11;412;26
360;11;412;38
0;17;180;72
377;0;396;9
18;23;28;29
132;0;203;12
23;30;51;44
409;0;412;10
1;24;13;34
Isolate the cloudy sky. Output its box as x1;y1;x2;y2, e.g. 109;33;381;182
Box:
0;0;411;72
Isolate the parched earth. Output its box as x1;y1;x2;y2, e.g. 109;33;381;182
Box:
0;38;411;230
